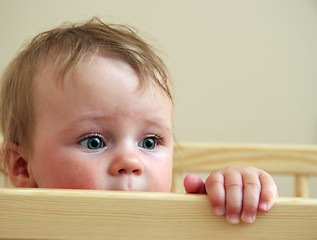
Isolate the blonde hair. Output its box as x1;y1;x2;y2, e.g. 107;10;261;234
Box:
0;17;172;160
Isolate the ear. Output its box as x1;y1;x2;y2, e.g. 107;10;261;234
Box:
4;142;37;188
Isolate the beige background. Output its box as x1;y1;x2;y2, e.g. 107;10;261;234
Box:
0;0;316;196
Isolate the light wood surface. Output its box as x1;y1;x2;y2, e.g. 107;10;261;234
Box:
172;143;317;196
0;188;316;240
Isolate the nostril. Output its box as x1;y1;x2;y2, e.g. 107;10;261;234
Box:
132;169;141;175
117;168;141;175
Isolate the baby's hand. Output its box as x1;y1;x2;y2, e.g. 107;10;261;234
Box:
184;166;278;224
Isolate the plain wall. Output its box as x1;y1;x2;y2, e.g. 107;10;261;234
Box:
0;0;316;196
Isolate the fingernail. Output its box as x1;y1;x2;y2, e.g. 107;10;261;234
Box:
260;201;273;211
213;206;225;216
242;212;255;223
260;202;268;211
227;214;240;224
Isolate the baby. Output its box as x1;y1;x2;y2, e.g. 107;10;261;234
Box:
0;18;277;224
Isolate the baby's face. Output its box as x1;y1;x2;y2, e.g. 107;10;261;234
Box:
28;55;173;192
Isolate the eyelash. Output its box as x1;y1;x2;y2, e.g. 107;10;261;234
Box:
77;133;165;148
147;134;165;145
78;134;106;149
138;134;165;150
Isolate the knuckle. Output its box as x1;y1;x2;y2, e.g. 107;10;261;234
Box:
209;169;223;176
225;180;243;189
260;171;272;179
245;180;261;190
210;196;224;206
205;178;222;189
243;198;258;209
261;189;277;200
206;172;223;185
226;204;241;213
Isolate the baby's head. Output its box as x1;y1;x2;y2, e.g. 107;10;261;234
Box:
0;18;174;191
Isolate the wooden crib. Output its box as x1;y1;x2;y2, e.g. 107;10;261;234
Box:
172;142;317;197
0;142;316;240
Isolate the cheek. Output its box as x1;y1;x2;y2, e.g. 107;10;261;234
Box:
31;148;104;189
146;153;173;192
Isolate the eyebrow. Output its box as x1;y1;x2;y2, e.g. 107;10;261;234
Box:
142;119;172;133
65;114;172;133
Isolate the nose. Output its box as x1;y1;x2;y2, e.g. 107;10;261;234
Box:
108;151;144;176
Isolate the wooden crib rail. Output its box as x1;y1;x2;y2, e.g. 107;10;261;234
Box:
0;188;316;240
172;143;317;196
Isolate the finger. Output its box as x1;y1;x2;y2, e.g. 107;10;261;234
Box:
241;171;261;223
258;172;278;212
205;171;225;216
183;174;206;194
224;171;243;224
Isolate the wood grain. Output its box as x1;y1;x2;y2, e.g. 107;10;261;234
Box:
0;188;316;240
173;143;317;174
172;143;317;196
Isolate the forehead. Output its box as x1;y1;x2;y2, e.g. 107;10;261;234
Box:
35;52;171;98
33;54;173;119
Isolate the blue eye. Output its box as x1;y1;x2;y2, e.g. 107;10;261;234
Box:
79;136;105;150
139;137;158;150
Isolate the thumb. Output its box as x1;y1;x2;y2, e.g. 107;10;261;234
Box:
184;174;206;194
